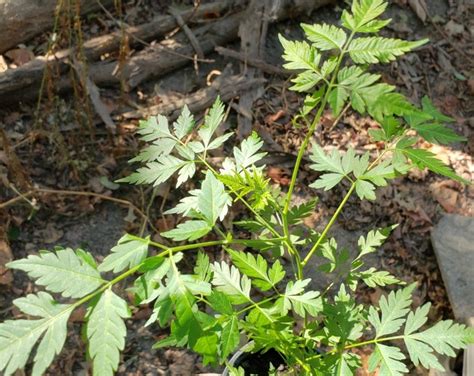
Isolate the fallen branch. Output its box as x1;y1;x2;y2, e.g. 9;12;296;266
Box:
215;46;289;77
0;0;334;103
0;0;114;53
0;1;234;100
121;74;266;120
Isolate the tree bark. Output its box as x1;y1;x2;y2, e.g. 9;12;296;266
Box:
0;0;113;54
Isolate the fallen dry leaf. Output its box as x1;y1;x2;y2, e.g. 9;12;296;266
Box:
5;48;34;66
267;166;291;186
0;238;13;285
467;79;474;95
445;20;464;36
264;109;286;124
408;0;427;22
156;216;176;232
431;182;459;213
38;223;64;244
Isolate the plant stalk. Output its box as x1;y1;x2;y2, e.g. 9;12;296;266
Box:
302;182;356;266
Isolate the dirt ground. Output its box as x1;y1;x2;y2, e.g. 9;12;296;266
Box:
0;0;473;374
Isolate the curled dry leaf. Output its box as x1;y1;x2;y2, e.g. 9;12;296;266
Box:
4;47;34;66
431;182;459;213
408;0;427;23
0;238;13;285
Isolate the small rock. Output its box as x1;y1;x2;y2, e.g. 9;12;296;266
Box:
431;215;474;320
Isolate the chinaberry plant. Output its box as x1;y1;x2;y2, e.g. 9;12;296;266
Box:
2;0;473;375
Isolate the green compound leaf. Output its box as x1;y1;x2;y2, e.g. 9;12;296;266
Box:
318;352;361;376
368;283;416;337
354;268;402;288
421;96;454;123
220;315;240;360
368;344;408;376
328;85;350;116
302;23;347;50
227;249;285;291
198;171;231;225
135;114;172;141
211;262;251;305
162;220;212;242
348;37;427;64
290;70;324;92
7;248;104;298
233;131;267;171
173;105;195;139
98;234;149;274
411;123;466;145
118;155;188;186
357;226;396;258
287;199;318;225
309;144;345;174
342;0;389;33
408;319;472;358
279;34;321;71
129;138;177;163
396;145;469;184
87;289;131;376
208;290;234;315
166;171;231;227
283;279;322;317
0;292;72;376
199;96;225;147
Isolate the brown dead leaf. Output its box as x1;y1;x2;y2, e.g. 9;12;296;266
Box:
264;109;286;124
369;288;383;305
39;223;64;244
0;239;13;285
156;216;176;232
5;48;34;66
445;20;464;36
467;79;474;96
431;183;458;212
408;0;427;22
70;306;86;322
267;166;291;186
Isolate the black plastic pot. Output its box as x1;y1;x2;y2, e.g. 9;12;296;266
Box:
222;342;286;376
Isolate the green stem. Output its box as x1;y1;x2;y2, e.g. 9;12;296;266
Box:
302;182;356;266
281;32;356;279
306;335;405;361
235;294;282;316
344;335;404;350
67;236;283;315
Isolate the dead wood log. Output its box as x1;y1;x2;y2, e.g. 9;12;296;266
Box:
121;74;266;120
0;0;334;104
215;47;289;77
0;1;234;102
0;0;113;54
89;0;334;89
235;0;269;139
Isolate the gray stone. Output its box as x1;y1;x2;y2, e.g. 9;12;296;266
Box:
431;214;474;321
